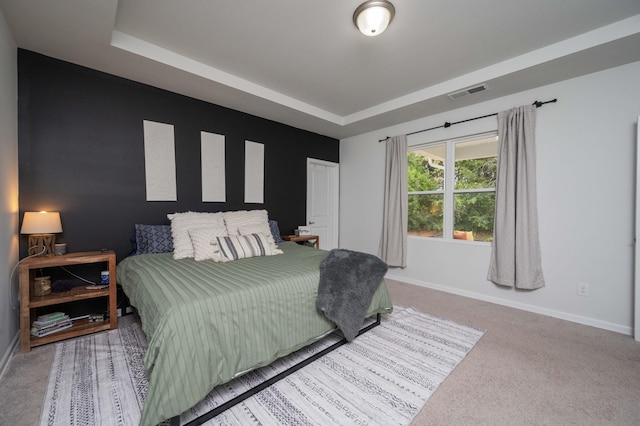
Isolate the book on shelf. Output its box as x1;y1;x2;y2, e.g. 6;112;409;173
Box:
32;314;70;328
32;317;71;331
31;320;72;337
36;311;66;323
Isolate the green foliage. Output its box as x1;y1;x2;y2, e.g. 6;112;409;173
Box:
408;152;442;191
454;158;496;190
408;152;443;234
408;151;496;241
408;193;443;235
454;192;495;241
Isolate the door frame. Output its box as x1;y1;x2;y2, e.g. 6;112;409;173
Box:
635;115;639;341
307;158;339;250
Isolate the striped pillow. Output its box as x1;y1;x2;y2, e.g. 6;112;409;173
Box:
238;222;282;253
215;233;280;261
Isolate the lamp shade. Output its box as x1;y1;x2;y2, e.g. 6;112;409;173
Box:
353;0;395;37
20;211;63;234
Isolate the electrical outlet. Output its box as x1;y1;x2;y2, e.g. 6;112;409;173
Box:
577;282;589;297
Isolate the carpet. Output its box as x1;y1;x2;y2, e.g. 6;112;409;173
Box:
40;306;484;426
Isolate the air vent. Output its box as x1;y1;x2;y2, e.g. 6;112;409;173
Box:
447;83;489;100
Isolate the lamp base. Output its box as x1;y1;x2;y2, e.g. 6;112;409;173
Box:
28;234;56;256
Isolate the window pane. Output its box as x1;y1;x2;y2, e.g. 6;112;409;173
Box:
454;136;497;190
453;192;495;242
408;194;443;237
408;148;445;192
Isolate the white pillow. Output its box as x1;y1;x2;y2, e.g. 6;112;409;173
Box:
188;226;230;262
215;233;281;261
223;210;269;236
238;222;282;254
167;211;225;259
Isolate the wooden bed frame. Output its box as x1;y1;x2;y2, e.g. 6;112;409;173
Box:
170;313;382;426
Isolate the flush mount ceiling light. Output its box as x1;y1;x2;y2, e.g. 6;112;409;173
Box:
353;0;395;37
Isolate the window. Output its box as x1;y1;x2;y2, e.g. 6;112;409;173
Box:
408;133;498;242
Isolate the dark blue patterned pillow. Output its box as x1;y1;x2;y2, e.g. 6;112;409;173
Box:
135;224;173;255
268;220;283;244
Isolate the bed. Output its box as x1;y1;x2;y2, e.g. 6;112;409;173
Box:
117;240;393;426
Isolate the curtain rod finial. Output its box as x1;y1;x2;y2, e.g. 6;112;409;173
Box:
533;98;557;108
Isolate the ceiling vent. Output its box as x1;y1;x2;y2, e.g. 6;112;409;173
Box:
447;83;489;100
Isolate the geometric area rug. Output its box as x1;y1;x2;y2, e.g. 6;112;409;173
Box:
39;306;484;426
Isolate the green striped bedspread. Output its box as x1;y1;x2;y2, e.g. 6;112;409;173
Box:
117;242;393;426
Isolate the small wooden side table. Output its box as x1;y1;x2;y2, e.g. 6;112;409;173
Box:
281;235;320;249
18;250;117;352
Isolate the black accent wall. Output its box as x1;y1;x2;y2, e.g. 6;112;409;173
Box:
18;50;339;261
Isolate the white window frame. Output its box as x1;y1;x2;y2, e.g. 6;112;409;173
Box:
408;131;497;243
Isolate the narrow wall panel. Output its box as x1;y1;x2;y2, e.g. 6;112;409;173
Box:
245;141;264;203
143;120;177;201
201;132;226;202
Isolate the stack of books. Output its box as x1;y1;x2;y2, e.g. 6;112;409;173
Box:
31;312;72;337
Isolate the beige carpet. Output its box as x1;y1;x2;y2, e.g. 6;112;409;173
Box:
386;280;640;425
1;280;639;425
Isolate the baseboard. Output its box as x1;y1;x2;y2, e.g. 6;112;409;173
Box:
385;273;633;336
0;330;19;381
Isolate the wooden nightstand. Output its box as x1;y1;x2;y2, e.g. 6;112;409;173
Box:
18;251;117;352
281;235;320;249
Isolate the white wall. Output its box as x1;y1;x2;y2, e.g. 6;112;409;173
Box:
340;61;640;335
0;8;18;374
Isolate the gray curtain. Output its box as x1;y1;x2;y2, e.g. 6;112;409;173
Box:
488;105;545;289
379;135;407;267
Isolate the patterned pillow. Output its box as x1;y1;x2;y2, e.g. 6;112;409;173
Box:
223;210;269;236
215;233;281;261
268;220;283;244
134;224;173;255
237;222;283;254
167;211;225;259
188;226;229;262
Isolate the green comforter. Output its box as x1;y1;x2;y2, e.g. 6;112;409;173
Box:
117;242;393;426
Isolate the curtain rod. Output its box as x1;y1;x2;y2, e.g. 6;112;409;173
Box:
378;98;557;142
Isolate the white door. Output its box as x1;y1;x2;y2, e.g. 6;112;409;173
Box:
307;158;339;250
635;116;639;341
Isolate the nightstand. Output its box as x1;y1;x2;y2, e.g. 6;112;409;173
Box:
18;251;117;352
281;235;320;249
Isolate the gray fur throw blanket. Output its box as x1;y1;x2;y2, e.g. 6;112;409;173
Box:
317;249;388;341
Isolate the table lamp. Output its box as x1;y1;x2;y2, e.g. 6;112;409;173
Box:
20;211;63;256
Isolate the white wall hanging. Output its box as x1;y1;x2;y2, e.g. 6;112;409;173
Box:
143;120;177;201
201;131;226;202
244;140;264;203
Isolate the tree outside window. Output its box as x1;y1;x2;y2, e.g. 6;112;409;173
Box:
408;134;497;242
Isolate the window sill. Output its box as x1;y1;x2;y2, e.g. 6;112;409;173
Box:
407;235;491;247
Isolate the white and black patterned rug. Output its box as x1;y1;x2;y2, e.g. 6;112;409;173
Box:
40;306;484;426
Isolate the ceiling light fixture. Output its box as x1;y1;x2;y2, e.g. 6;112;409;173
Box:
353;0;395;37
